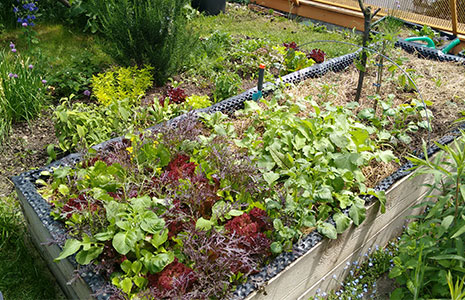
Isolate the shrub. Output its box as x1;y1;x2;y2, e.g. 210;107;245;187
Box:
46;51;104;99
92;65;153;106
89;0;197;85
0;44;48;141
0;0;18;30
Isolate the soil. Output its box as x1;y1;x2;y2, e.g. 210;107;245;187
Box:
364;273;398;299
0;109;58;197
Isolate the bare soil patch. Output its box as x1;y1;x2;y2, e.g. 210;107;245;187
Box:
0;109;58;197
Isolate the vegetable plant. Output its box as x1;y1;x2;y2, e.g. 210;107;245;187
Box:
41;92;397;298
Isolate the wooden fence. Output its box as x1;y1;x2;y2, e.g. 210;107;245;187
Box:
255;0;465;36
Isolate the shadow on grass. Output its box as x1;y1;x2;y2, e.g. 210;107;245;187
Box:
0;195;63;300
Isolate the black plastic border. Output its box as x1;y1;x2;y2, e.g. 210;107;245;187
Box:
373;16;465;63
395;39;465;63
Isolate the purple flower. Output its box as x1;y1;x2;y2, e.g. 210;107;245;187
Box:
41;79;47;84
14;74;18;78
13;7;19;13
83;90;91;96
9;42;15;49
8;73;14;78
28;64;34;69
11;48;17;53
22;22;28;27
28;22;35;26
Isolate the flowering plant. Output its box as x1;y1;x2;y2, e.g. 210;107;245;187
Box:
13;0;39;48
0;43;47;141
14;0;38;27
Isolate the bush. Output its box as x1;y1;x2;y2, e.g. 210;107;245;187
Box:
0;0;17;30
46;51;104;99
0;45;48;141
89;0;197;85
92;65;153;106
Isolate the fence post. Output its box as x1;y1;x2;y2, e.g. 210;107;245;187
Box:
450;0;458;35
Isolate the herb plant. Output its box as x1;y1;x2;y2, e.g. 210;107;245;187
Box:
89;0;198;85
92;65;153;106
0;44;48;142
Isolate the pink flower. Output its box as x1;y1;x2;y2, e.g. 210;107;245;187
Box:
41;79;47;84
28;64;34;69
11;48;17;53
22;22;28;27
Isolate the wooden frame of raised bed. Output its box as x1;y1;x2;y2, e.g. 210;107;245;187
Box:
14;175;100;299
246;167;435;299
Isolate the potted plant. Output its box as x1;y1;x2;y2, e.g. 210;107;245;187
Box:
192;0;226;15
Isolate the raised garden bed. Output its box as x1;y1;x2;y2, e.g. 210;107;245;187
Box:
12;34;465;299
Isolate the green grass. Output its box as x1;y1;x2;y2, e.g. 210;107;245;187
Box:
0;24;111;66
191;4;360;58
0;195;62;300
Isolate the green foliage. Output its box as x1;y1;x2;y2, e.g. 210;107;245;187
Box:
233;96;394;248
274;45;315;73
213;72;242;101
92;65;153;106
46;160;173;297
53;96;117;152
0;0;17;30
389;134;465;299
0;46;48;142
185;95;212;109
191;5;357;59
0;196;58;299
357;94;432;146
413;25;439;43
46;50;104;98
89;0;198;85
448;271;465;300
53;94;184;152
